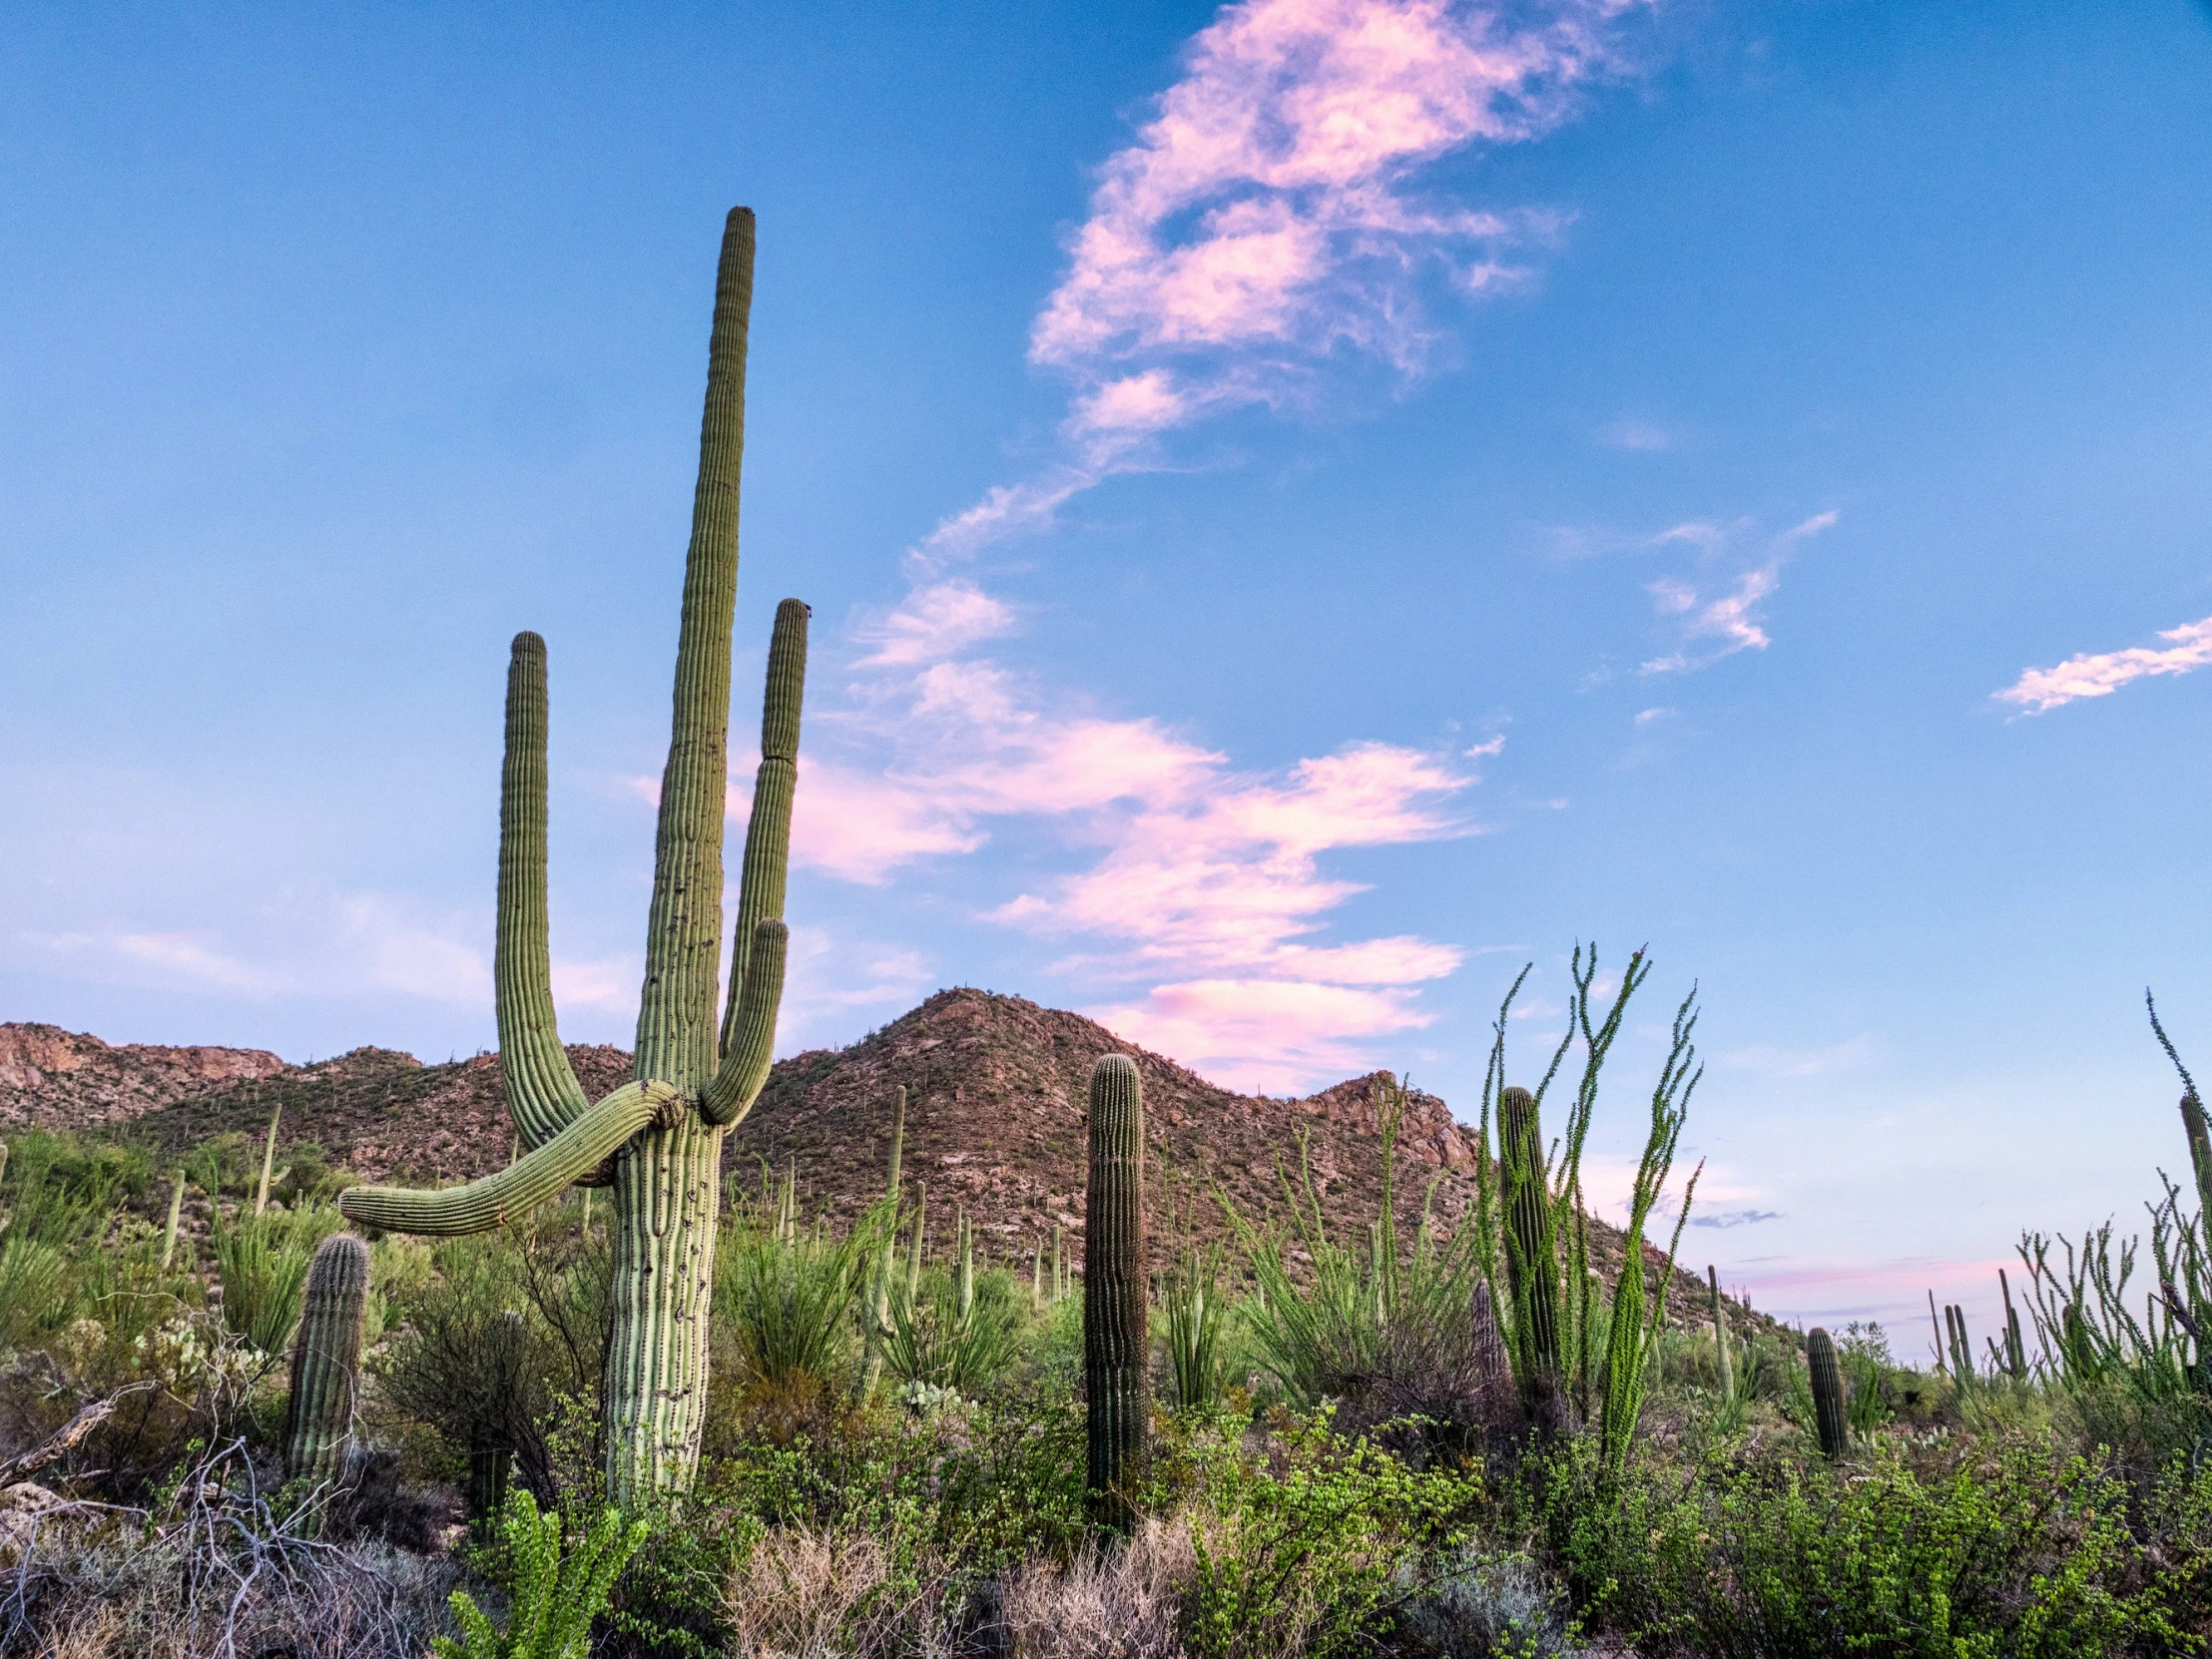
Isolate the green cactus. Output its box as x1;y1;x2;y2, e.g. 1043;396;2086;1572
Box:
255;1101;281;1215
1998;1269;2028;1382
1083;1054;1148;1527
1496;1085;1561;1398
161;1170;187;1270
1807;1326;1849;1458
1708;1264;1733;1401
339;209;804;1504
283;1232;371;1486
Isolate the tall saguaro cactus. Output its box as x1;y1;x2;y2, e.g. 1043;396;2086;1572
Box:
1083;1054;1148;1527
1806;1326;1849;1459
284;1233;371;1486
339;208;804;1504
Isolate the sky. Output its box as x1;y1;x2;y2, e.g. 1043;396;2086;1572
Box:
6;0;2212;1344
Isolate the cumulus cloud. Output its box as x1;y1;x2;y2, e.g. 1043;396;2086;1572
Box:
1994;613;2212;715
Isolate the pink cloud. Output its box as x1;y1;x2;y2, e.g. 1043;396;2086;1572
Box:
911;0;1647;564
854;580;1017;667
1994;613;2212;715
1090;975;1435;1092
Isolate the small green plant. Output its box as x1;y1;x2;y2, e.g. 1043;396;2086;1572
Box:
211;1202;339;1358
432;1487;648;1659
1165;1246;1233;1411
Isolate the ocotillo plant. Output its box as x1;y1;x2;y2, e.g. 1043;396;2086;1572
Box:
1084;1053;1148;1527
1708;1264;1733;1400
338;208;803;1504
1807;1326;1849;1458
283;1232;371;1486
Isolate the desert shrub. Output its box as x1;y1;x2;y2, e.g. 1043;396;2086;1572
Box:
1154;1407;1482;1659
435;1486;646;1659
714;1201;879;1396
719;1521;968;1659
0;1436;457;1657
1393;1544;1587;1659
997;1517;1194;1659
881;1264;1023;1400
211;1201;341;1358
378;1233;583;1509
1537;1428;2186;1657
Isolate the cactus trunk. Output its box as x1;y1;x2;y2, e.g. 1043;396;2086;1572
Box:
338;209;805;1507
283;1233;371;1487
1807;1326;1849;1458
255;1102;280;1215
1083;1054;1148;1528
1497;1085;1561;1404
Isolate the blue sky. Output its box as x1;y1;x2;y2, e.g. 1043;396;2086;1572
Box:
6;1;2211;1340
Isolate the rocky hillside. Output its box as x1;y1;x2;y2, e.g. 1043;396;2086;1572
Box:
0;990;1714;1315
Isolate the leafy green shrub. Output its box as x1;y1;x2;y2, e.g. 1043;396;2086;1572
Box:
713;1199;879;1395
435;1487;646;1659
1173;1408;1482;1659
1539;1429;2186;1657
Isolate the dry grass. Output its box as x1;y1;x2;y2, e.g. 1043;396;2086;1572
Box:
719;1523;962;1659
996;1516;1195;1659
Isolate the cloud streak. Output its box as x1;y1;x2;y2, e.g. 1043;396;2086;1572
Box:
914;0;1650;566
1994;613;2212;715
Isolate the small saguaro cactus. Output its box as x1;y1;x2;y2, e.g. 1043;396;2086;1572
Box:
1998;1269;2028;1382
283;1232;372;1486
1497;1085;1561;1397
1083;1054;1148;1527
1806;1326;1849;1459
161;1171;187;1270
1708;1264;1733;1400
337;208;804;1505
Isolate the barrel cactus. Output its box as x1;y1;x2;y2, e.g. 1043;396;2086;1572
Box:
1083;1054;1148;1526
1807;1326;1849;1458
338;208;804;1504
283;1232;371;1486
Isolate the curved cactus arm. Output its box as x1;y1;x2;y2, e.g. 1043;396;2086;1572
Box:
338;1080;680;1236
497;630;591;1148
719;597;809;1056
701;919;787;1127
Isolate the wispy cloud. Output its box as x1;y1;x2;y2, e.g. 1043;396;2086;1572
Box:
1598;416;1674;450
1637;509;1836;677
912;0;1651;567
1994;613;2212;716
1691;1208;1783;1230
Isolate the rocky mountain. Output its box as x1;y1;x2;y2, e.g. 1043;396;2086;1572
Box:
0;989;1702;1306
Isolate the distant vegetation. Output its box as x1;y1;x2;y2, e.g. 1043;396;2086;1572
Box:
0;977;2208;1656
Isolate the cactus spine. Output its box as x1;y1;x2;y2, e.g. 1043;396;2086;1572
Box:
1806;1326;1849;1458
339;210;803;1504
162;1171;187;1270
1497;1086;1561;1400
283;1233;371;1486
1083;1054;1148;1526
1708;1264;1733;1400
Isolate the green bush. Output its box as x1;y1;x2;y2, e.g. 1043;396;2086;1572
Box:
435;1487;646;1659
1539;1428;2188;1657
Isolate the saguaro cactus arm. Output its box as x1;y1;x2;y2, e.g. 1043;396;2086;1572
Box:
497;630;591;1149
720;597;808;1055
636;207;755;1091
702;919;788;1125
338;1081;681;1236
